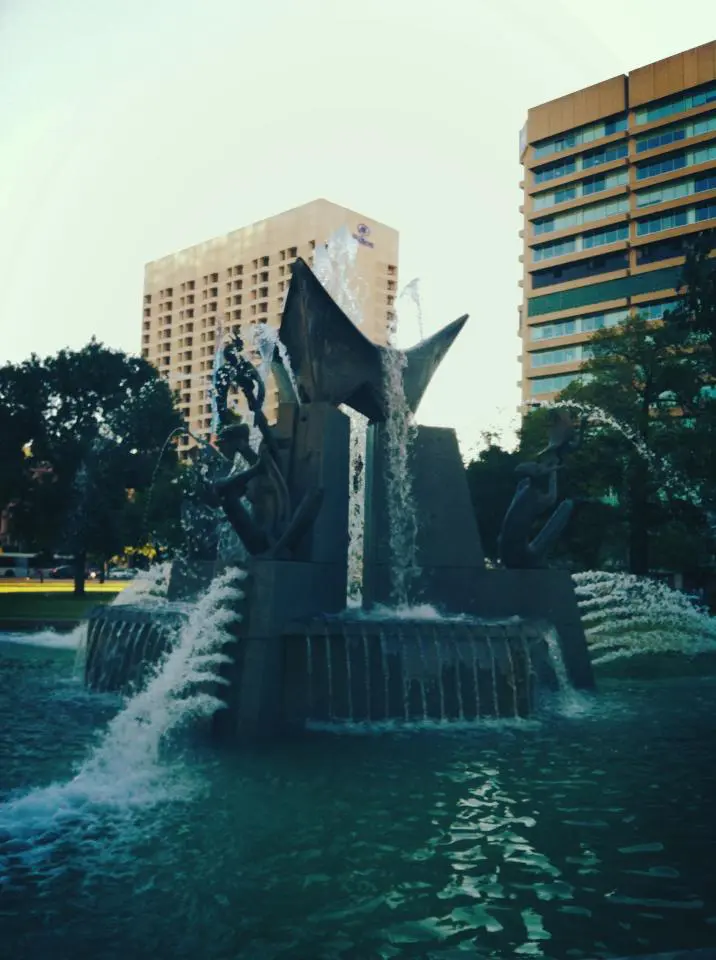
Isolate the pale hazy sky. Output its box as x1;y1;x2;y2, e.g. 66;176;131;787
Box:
1;0;713;453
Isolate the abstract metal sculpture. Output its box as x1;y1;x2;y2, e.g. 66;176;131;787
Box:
279;258;468;421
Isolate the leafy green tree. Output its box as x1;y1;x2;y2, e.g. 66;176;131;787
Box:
0;341;184;593
465;438;520;562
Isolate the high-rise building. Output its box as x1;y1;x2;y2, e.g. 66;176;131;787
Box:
142;199;399;452
519;41;716;406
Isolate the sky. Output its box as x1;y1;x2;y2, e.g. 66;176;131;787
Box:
0;0;714;455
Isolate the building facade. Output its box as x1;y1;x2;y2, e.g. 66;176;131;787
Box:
519;41;716;405
142;199;399;452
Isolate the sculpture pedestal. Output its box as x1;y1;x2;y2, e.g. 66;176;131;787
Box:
215;558;347;741
467;569;594;689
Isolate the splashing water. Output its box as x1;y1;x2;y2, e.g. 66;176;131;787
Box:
249;323;301;402
0;569;245;883
543;399;703;507
312;226;369;326
542;627;590;716
573;570;716;665
346;408;368;606
395;277;424;344
311;226;370;604
381;280;423;608
112;563;172;607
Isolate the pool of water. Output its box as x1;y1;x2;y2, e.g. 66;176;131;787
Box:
1;635;716;960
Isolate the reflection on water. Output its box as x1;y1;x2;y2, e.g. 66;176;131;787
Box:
1;638;715;960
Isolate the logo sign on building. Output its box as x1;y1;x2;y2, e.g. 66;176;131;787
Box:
352;222;375;249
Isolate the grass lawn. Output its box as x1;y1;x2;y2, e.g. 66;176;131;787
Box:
0;591;118;622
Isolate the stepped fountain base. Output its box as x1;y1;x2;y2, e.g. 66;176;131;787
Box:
85;560;571;739
85;604;188;694
282;616;555;728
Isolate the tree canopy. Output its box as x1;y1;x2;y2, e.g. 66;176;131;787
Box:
467;236;716;579
0;340;184;591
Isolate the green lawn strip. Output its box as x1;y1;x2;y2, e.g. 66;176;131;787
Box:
0;592;116;622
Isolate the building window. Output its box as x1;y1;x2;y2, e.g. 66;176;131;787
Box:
144;294;151;304
533;157;577;185
530;373;583;396
531;344;590;367
636;172;716;209
581;141;628;170
634;81;716;126
210;273;218;283
637;299;679;320
261;255;269;266
530;308;629;341
531;250;629;288
636;141;716;182
533;196;629;235
533;115;626;161
636;201;716;236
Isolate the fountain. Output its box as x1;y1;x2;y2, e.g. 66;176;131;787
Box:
84;257;594;738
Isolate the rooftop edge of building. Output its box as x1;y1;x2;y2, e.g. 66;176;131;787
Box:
523;39;716;146
144;198;399;270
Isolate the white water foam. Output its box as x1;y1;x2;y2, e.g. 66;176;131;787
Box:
311;226;370;605
0;568;245;883
574;569;716;664
0;564;172;656
112;562;172;606
0;625;85;650
542;626;591;717
344;604;524;625
306;717;541;736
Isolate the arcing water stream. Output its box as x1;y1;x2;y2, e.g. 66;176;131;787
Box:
312;228;370;605
574;569;716;665
0;568;244;885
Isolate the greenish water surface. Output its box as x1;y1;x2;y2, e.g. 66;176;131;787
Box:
1;637;715;960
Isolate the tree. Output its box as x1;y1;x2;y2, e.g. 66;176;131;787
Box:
465;438;520;562
552;237;716;575
0;341;184;593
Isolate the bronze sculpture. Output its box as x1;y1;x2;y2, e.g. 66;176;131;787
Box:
209;331;323;558
498;410;580;569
